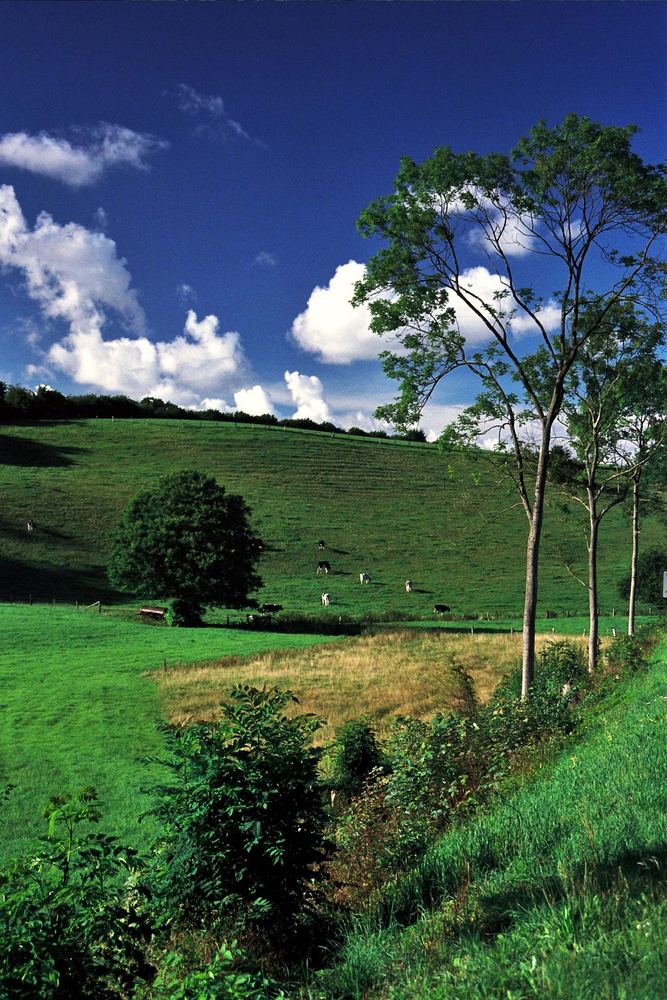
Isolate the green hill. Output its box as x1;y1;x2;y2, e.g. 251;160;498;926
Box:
0;418;661;616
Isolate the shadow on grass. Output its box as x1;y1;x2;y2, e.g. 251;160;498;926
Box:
0;434;88;467
0;553;123;603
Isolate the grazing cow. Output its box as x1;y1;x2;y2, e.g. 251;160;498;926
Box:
317;560;331;574
405;579;413;593
321;592;330;606
433;604;450;614
26;520;34;533
359;572;371;584
318;539;326;550
260;603;283;614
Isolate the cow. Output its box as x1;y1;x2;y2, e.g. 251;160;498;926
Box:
433;604;450;614
405;579;413;592
359;572;371;584
26;520;34;533
321;592;330;606
318;539;326;550
260;603;283;614
317;560;331;574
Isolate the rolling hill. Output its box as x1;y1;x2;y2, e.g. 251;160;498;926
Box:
0;418;661;617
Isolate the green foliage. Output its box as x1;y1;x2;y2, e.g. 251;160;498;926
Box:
317;634;667;999
141;940;284;1000
147;686;329;944
329;719;383;798
0;789;152;998
334;642;592;903
109;471;263;622
618;546;667;608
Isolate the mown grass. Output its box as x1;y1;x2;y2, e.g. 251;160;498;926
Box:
309;638;667;999
0;604;343;860
1;419;661;616
156;630;593;744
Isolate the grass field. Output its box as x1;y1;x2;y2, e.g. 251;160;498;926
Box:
1;418;661;616
313;638;667;999
0;604;344;859
156;629;593;742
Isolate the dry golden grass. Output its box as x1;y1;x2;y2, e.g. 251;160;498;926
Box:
152;630;591;744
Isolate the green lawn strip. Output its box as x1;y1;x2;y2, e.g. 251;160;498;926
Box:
0;604;342;860
316;638;667;999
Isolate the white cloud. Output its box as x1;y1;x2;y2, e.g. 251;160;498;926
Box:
174;83;263;146
284;370;331;422
234;384;275;415
290;260;390;364
0;184;145;333
253;251;277;267
0;124;167;187
93;207;108;231
435;186;537;259
200;397;233;412
48;311;247;406
176;282;197;306
0;186;249;407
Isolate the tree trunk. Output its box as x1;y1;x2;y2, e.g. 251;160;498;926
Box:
628;477;640;636
521;426;552;700
587;492;600;673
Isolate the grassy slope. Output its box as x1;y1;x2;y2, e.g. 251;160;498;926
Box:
315;639;667;999
1;419;662;616
0;604;342;859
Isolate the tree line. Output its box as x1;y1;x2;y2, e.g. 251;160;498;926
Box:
0;383;427;442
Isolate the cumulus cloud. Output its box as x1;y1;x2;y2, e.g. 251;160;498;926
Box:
48;310;247;406
284;370;331;422
234;384;275;415
0;123;167;187
0;184;145;333
174;83;263;146
435;186;537;258
290;260;392;364
0;185;249;407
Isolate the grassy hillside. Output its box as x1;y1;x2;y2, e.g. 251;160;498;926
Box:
0;419;660;616
312;639;667;999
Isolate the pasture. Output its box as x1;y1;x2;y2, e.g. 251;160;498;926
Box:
0;604;343;859
1;418;662;616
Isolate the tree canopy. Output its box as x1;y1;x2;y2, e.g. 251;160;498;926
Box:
353;114;666;696
108;470;263;622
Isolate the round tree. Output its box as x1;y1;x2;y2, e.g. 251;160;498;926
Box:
109;471;263;623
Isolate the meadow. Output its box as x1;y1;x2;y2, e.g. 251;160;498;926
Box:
0;604;342;859
1;418;661;616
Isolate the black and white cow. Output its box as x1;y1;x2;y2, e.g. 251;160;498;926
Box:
433;604;450;614
359;572;371;584
317;561;331;574
405;579;413;592
318;539;326;550
321;592;330;606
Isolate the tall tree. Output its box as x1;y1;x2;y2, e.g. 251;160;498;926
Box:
615;357;667;634
538;306;665;670
353;115;665;698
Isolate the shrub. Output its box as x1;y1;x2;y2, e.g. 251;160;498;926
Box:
329;719;384;798
0;789;152;998
141;940;285;999
146;687;329;949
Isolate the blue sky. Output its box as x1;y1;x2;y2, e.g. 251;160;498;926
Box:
0;1;664;436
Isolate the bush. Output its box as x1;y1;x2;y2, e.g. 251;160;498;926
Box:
146;687;329;950
0;789;152;998
329;719;384;798
141;940;285;999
